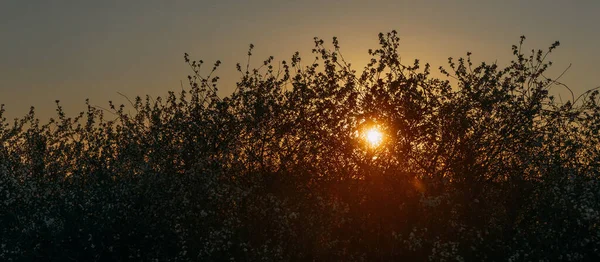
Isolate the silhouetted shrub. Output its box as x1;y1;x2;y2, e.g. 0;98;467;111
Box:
1;31;599;261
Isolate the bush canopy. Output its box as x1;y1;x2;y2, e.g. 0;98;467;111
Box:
1;31;599;261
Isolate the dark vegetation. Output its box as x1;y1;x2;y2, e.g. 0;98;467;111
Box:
1;31;599;261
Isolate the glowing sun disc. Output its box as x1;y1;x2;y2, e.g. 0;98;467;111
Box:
365;128;383;147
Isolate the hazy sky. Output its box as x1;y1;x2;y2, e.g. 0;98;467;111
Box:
2;0;599;120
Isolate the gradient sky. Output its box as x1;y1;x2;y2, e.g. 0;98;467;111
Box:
2;0;599;121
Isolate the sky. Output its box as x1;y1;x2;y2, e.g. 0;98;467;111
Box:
2;0;599;121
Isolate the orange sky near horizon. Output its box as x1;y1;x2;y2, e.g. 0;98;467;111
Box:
1;0;599;121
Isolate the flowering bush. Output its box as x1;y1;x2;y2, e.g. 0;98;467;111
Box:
1;31;599;261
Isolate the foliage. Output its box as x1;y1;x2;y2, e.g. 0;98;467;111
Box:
1;31;599;261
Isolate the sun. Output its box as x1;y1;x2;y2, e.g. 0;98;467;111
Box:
364;127;383;147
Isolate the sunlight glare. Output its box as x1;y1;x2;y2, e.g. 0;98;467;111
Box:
365;128;383;147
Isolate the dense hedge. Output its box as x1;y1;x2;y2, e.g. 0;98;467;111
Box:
1;31;599;261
